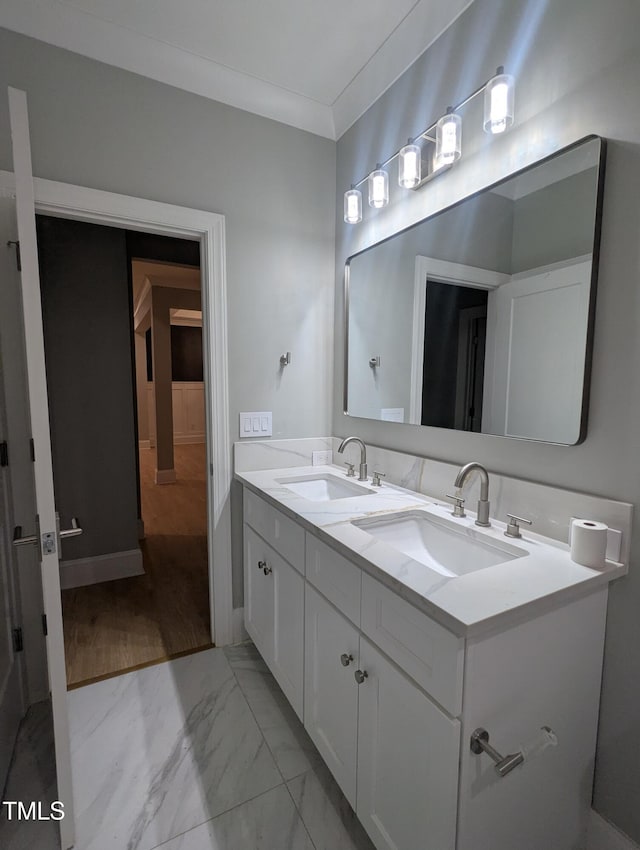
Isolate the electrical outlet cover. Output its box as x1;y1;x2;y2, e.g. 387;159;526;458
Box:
312;450;332;466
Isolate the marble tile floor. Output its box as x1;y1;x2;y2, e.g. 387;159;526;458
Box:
1;644;375;850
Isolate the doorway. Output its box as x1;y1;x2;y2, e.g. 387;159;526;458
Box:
35;216;212;686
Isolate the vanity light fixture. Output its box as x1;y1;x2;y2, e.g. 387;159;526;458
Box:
343;65;516;224
398;140;422;188
368;165;389;208
483;66;515;134
344;185;362;223
435;107;462;169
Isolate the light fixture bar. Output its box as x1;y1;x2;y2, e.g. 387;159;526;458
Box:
348;68;509;192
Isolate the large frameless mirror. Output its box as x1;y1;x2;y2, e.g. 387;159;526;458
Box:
344;136;606;444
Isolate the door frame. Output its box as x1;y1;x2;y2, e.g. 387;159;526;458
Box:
409;255;509;425
0;169;234;651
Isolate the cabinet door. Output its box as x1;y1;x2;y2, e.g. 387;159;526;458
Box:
357;637;460;850
244;526;274;664
304;584;360;807
272;554;305;718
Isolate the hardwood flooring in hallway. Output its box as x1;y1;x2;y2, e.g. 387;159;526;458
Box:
62;444;212;687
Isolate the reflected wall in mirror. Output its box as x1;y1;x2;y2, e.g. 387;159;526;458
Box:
345;136;605;445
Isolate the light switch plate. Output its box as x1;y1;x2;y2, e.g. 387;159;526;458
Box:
312;450;332;466
239;411;272;438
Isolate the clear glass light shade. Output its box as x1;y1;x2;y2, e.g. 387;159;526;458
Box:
484;71;515;134
435;111;462;169
344;188;362;223
398;144;422;188
368;169;389;208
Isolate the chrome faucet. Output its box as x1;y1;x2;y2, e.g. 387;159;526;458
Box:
337;437;368;481
454;462;491;527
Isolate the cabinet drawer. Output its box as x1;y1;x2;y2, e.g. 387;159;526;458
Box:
305;534;361;626
244;489;305;573
361;573;464;716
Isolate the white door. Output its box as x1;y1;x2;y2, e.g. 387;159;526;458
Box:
483;257;591;442
8;86;75;849
304;584;359;807
357;637;460;850
0;369;25;789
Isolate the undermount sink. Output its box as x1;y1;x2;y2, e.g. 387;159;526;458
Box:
352;510;526;577
277;473;375;501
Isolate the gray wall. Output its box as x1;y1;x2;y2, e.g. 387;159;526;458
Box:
335;0;640;840
0;27;336;612
0;26;336;446
511;167;597;273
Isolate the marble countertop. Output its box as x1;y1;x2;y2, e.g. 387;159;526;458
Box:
235;464;626;637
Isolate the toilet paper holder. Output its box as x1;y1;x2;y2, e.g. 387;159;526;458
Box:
470;725;557;778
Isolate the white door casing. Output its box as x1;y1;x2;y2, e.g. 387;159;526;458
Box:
0;115;232;651
409;256;508;425
8;85;75;849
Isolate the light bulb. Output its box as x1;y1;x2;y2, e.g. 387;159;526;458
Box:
344;187;362;223
484;67;515;134
435;109;462;169
398;143;421;188
368;167;389;208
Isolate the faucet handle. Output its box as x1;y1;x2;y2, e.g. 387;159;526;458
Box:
372;471;386;487
344;462;356;477
446;493;466;518
505;513;532;538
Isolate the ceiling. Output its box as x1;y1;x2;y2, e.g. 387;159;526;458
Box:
0;0;474;138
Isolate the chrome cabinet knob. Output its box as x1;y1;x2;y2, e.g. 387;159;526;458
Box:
340;653;354;667
354;669;368;684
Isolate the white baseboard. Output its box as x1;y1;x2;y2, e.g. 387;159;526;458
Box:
232;607;248;645
147;436;205;448
60;548;144;590
588;810;640;850
174;434;205;445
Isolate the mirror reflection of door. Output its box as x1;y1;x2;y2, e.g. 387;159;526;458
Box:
421;279;488;432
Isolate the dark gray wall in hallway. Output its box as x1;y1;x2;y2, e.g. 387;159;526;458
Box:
37;215;140;560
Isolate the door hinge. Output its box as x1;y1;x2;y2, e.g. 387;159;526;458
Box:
29;438;35;462
0;441;8;467
6;240;21;271
12;627;23;653
42;614;48;636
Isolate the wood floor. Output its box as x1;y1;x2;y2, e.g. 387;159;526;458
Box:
62;444;212;688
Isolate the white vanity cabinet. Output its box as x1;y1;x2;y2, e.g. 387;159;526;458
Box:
242;487;611;850
304;583;360;806
243;492;305;718
304;538;460;850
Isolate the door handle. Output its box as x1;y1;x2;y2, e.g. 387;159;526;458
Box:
12;526;38;547
59;517;83;540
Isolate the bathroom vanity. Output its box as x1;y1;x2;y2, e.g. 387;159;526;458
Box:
235;449;630;850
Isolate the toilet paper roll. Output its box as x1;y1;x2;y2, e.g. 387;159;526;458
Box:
570;519;608;569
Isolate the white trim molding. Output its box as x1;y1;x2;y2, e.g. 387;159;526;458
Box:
60;549;144;590
409;255;509;425
588;811;640;850
0;169;234;647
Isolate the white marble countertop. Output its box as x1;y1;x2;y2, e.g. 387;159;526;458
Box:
235;464;626;637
